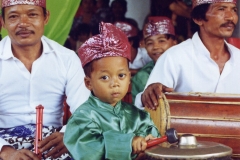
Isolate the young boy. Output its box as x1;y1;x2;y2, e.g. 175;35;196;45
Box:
131;16;177;103
114;21;152;76
63;22;160;160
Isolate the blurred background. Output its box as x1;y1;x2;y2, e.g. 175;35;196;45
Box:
0;0;239;46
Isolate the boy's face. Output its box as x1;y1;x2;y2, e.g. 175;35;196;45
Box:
145;34;177;63
84;56;130;106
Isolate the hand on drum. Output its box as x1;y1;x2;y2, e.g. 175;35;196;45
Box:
132;134;156;155
141;83;173;110
37;132;68;159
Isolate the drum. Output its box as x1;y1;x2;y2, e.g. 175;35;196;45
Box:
145;92;240;159
144;134;232;160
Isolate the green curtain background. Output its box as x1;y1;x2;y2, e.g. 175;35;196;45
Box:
1;0;81;45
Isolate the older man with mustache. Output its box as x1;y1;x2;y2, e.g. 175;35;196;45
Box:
135;0;240;110
0;0;90;159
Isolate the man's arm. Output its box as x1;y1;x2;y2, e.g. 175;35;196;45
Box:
64;52;90;113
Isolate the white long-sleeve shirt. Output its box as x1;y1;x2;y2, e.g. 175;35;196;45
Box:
129;48;152;69
0;36;90;149
135;32;240;108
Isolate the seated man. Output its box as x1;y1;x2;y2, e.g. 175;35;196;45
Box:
64;22;160;160
131;16;177;103
0;0;90;159
0;19;1;40
135;0;240;110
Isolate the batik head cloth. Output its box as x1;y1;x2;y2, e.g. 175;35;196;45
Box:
78;22;131;67
2;0;46;8
143;16;175;39
192;0;237;8
114;22;138;38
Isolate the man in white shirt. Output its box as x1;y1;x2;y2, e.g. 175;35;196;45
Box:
0;0;90;159
135;0;239;110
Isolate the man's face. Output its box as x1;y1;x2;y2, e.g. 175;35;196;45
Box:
2;4;49;47
145;34;177;63
84;56;130;107
200;2;238;38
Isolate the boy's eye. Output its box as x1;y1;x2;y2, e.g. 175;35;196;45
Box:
101;76;109;80
158;38;168;43
146;42;153;46
119;74;126;78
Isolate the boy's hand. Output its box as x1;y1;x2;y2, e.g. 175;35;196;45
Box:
145;134;156;141
132;136;147;154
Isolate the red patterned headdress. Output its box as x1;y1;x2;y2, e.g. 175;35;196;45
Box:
114;22;138;38
143;16;175;39
2;0;46;8
192;0;237;8
78;22;131;67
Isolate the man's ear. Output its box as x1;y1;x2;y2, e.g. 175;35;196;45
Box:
193;18;203;26
1;16;5;29
84;76;93;91
44;10;50;25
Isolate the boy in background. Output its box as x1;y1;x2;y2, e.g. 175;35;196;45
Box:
63;22;160;160
114;22;152;76
131;17;177;103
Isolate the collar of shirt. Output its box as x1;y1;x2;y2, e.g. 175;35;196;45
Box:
192;32;235;66
88;93;122;115
0;36;54;60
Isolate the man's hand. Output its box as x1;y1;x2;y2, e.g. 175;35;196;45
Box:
0;146;40;160
38;132;68;159
132;136;147;155
141;83;173;110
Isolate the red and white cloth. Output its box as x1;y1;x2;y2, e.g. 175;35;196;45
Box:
192;0;237;8
78;22;131;67
143;16;175;39
2;0;46;8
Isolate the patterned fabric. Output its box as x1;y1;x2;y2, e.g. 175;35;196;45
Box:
0;125;71;160
78;22;131;67
2;0;46;8
114;22;138;38
0;124;36;138
192;0;237;8
143;16;175;39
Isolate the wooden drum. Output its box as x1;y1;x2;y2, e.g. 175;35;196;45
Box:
145;92;240;159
